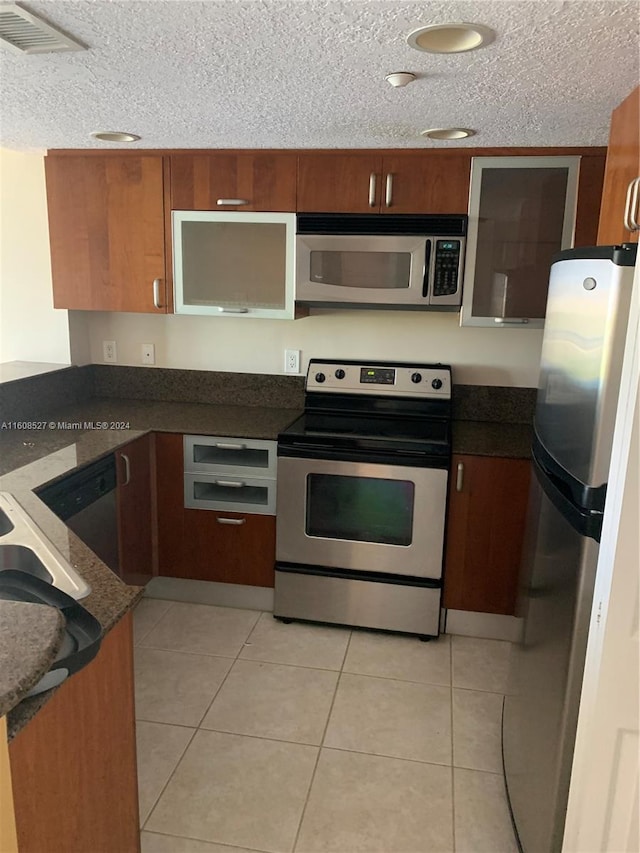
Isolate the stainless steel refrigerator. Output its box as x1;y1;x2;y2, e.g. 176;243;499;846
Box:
502;242;637;853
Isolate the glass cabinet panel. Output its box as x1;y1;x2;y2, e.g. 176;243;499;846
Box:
173;211;295;318
461;156;580;328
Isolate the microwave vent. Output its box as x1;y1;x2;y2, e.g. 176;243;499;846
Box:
297;213;467;236
0;3;86;54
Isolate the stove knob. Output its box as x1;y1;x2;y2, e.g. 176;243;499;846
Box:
431;378;443;390
335;369;345;379
315;372;326;383
411;372;422;384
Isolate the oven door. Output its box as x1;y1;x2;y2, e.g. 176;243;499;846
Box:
276;455;448;580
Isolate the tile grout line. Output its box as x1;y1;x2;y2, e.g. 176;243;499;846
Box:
138;605;263;832
192;609;264;729
133;599;176;647
290;629;353;853
451;635;457;853
140;827;270;853
140;723;199;832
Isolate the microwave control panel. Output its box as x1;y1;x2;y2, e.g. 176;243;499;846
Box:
432;240;462;297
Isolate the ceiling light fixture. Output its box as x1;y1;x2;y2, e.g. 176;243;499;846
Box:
407;22;494;54
385;71;417;88
90;131;141;143
421;128;476;140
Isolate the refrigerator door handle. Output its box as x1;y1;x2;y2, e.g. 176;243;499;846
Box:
533;454;603;542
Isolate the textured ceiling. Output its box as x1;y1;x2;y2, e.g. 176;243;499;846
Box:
0;0;638;151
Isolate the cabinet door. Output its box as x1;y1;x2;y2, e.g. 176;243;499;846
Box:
155;432;186;578
597;86;640;246
181;510;275;587
461;156;580;328
381;154;471;214
443;454;531;616
170;152;297;211
116;434;154;585
9;613;139;853
173;210;296;318
45;155;169;312
297;153;383;212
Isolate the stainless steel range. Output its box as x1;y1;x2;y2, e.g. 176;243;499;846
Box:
275;358;452;638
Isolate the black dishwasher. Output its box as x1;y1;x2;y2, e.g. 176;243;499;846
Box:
38;454;120;574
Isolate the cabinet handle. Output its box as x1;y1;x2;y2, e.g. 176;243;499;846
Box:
216;517;246;525
217;307;250;314
627;177;640;231
494;317;530;325
456;462;464;492
121;453;131;486
368;173;377;207
215;442;247;450
216;198;250;206
152;278;163;310
214;479;245;488
385;173;393;207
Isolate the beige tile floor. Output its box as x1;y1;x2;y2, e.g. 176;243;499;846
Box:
133;598;518;853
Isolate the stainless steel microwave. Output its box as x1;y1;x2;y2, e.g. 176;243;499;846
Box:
295;213;467;310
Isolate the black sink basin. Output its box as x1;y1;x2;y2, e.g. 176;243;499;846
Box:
0;544;52;583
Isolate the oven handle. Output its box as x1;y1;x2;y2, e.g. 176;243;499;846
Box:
277;443;450;469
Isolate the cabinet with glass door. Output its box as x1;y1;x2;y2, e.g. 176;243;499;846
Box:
172;211;296;319
461;156;580;328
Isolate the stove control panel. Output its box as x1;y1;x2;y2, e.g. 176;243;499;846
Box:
306;360;451;399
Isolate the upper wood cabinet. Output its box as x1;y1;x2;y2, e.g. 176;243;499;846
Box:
170;152;297;211
443;454;531;616
296;152;471;214
597;86;640;246
45;155;170;312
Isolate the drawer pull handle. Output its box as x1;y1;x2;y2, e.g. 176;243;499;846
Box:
214;443;247;450
456;462;464;492
368;173;377;207
494;317;530;325
217;307;250;313
217;198;250;206
385;173;393;207
217;517;246;525
214;479;245;488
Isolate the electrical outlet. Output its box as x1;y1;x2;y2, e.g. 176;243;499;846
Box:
141;343;155;365
102;341;117;363
284;349;300;374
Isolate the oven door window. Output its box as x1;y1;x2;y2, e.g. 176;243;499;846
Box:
310;251;411;290
306;473;414;546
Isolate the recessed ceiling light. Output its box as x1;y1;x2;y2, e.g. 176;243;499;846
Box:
421;128;476;140
407;22;494;54
90;131;141;143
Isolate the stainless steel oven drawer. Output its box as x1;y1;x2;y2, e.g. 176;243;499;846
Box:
274;566;441;636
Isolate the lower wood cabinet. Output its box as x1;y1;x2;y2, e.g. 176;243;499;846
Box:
443;454;531;616
9;613;140;853
155;432;275;586
116;434;154;585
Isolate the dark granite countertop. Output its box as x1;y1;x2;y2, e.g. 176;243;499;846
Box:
0;601;66;717
0;397;300;737
452;420;532;459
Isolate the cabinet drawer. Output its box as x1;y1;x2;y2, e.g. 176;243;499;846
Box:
183;435;276;477
184;473;276;515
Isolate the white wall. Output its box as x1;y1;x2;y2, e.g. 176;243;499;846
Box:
0;150;70;364
82;309;544;386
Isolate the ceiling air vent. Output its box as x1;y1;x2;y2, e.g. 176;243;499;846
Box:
0;3;86;54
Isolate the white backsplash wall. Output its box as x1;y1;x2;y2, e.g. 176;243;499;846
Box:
80;308;544;387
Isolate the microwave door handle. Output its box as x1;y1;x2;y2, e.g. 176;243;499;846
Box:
422;240;432;298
